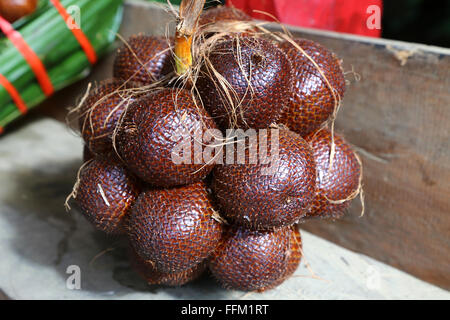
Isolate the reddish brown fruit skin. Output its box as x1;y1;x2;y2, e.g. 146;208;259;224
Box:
117;88;218;187
259;226;302;291
129;247;207;286
129;181;223;273
279;39;345;137
79;79;137;156
209;226;291;291
0;0;37;23
113;35;173;85
199;5;252;26
303;128;361;220
197;37;294;130
75;158;140;235
212;129;316;230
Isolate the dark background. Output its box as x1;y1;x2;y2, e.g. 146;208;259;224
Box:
382;0;450;47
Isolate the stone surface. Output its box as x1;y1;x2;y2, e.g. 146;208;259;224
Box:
0;118;448;300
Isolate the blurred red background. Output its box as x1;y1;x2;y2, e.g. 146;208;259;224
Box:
228;0;383;37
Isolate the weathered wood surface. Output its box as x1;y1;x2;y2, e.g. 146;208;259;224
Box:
16;1;450;290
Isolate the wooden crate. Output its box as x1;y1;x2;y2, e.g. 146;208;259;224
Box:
35;1;450;289
278;26;450;290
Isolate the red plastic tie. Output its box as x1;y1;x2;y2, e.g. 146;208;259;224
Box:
0;73;28;114
0;15;54;96
50;0;98;65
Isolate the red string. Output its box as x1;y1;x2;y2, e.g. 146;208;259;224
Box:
0;73;28;115
0;1;98;130
50;0;97;64
0;15;54;96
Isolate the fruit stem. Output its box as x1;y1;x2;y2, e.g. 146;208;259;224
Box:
175;31;193;76
175;0;205;76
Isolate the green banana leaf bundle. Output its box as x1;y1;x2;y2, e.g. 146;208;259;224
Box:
0;0;124;133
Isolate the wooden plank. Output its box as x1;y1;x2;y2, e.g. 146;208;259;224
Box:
269;24;450;289
26;2;450;289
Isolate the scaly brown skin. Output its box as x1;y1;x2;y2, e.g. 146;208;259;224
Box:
74;157;140;235
212;128;316;230
113;35;174;85
303;128;361;220
209;226;291;292
199;5;252;26
128;181;223;273
279;39;346;137
197;36;294;130
116;88;218;187
78;79;138;157
129;246;207;286
258;226;302;291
